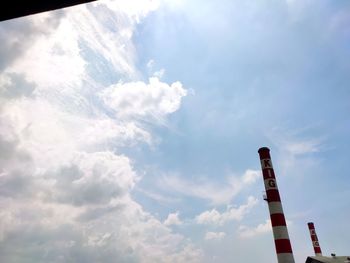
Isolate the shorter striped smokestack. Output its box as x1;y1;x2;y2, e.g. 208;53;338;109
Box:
308;222;322;256
258;147;295;263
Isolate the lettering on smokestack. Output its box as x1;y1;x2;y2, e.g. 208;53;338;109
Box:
308;222;322;256
258;147;295;263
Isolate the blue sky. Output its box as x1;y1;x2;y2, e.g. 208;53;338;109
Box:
0;0;349;262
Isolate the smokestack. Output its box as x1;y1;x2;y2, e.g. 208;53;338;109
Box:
308;222;322;256
258;147;295;263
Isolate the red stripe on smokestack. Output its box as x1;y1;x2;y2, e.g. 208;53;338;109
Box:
314;246;322;254
275;239;293;253
308;222;322;256
266;189;281;202
271;214;287;227
258;147;295;263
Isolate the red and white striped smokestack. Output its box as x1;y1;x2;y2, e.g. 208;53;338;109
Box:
258;147;295;263
308;222;322;256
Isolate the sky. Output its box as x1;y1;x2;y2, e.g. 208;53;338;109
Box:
0;0;349;262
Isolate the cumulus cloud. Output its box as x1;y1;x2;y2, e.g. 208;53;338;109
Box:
100;77;187;121
195;196;259;226
164;211;182;226
0;11;64;72
46;152;138;206
238;219;272;238
0;73;36;99
238;219;293;239
242;169;260;184
205;231;226;241
0;197;203;262
0;2;200;262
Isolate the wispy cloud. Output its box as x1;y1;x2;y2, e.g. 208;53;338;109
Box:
135;187;180;205
267;125;326;156
159;169;260;205
205;231;226;241
265;125;327;177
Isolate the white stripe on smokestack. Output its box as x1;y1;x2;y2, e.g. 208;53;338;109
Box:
308;222;322;256
258;147;295;263
269;202;284;214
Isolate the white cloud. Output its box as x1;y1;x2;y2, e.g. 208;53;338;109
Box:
0;2;201;262
0;11;64;72
48;151;138;206
4;0;161;95
101;0;160;23
100;77;187;121
8;14;86;91
160;175;234;205
205;231;226;241
266;126;326;177
135;187;180;204
238;219;293;239
78;118;152;146
267;126;325;156
160;169;261;205
153;68;165;78
146;59;165;78
164;211;182;226
238;219;272;238
195;196;259;226
284;139;323;155
147;59;155;69
242;169;260;184
0;196;203;262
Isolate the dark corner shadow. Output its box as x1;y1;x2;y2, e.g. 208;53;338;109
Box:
0;0;97;22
